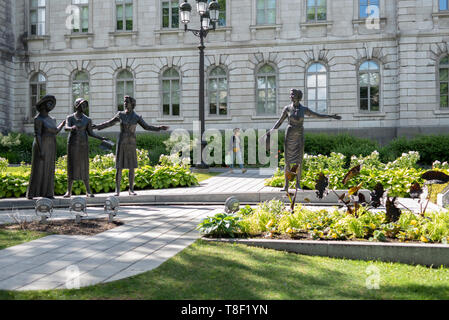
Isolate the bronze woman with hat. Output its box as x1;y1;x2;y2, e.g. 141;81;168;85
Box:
64;98;107;198
26;95;66;199
267;89;342;191
93;96;169;196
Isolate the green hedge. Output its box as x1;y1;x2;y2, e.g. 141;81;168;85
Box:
0;164;198;198
0;132;170;165
6;131;449;167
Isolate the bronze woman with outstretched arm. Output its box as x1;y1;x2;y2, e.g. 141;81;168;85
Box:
267;89;341;191
92;96;169;196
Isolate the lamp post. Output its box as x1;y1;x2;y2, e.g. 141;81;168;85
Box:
180;0;220;170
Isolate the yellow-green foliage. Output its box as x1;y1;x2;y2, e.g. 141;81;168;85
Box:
232;200;449;244
0;164;198;198
266;151;438;198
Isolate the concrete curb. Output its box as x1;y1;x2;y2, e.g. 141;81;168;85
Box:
0;190;370;211
203;238;449;267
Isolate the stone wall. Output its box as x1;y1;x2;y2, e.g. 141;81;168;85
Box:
0;0;15;132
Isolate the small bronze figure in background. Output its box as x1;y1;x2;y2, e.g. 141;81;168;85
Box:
64;98;107;198
27;95;65;199
93;96;169;196
266;89;341;191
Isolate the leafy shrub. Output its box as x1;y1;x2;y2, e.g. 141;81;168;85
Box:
207;202;449;244
0;132;171;164
0;157;8;172
0;155;198;198
197;213;242;238
267;151;427;197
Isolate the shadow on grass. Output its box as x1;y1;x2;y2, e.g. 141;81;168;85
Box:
1;240;449;300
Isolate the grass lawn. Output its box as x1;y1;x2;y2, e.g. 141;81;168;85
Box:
5;167;220;183
1;240;449;300
5;166;30;174
0;229;48;250
193;171;222;182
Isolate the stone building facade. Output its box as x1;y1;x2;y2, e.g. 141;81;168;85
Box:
0;0;17;132
2;0;449;143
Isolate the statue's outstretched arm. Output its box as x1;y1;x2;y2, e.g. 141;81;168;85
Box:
137;116;164;131
93;113;120;130
305;107;341;120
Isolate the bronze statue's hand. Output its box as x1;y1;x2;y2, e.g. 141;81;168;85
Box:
333;115;342;120
91;124;97;129
71;125;78;131
101;137;107;141
159;126;169;131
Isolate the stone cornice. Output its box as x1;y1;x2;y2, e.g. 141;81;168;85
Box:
21;36;399;60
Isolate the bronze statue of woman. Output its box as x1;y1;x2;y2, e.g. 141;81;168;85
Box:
26;95;65;199
93;96;169;196
267;89;342;191
64;98;107;198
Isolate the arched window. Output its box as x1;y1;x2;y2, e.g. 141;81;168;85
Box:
72;71;90;114
256;64;276;115
162;68;180;116
359;61;380;112
208;67;228;115
306;63;327;113
30;73;46;118
116;70;134;111
440;56;449;109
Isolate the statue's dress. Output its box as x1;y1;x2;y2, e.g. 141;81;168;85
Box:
272;104;324;166
66;113;102;180
27;115;59;198
95;111;160;169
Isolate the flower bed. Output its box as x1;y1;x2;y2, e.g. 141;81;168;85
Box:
0;153;198;198
197;200;449;244
265;151;442;198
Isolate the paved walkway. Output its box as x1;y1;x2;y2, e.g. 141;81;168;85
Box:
0;205;221;291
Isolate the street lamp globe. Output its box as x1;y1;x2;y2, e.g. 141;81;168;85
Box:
208;0;220;22
196;0;208;15
180;0;192;24
201;11;210;30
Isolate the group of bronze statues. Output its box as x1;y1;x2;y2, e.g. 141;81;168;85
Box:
26;89;341;200
26;95;169;199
